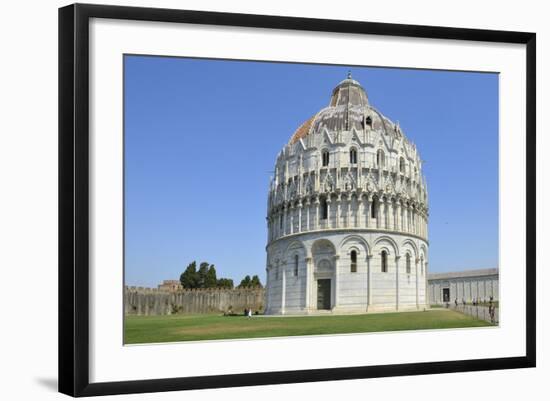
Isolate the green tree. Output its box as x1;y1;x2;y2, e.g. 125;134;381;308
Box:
238;275;251;288
216;278;234;289
250;275;263;288
179;261;198;289
197;262;210;288
205;265;218;288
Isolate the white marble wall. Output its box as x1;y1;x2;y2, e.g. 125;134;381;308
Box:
265;231;428;314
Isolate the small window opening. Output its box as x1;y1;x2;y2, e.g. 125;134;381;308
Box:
381;250;388;273
350;250;357;273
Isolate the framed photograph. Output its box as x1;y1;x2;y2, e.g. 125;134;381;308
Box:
58;3;536;397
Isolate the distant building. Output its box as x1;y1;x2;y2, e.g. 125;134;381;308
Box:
157;280;182;292
265;74;429;315
428;268;499;304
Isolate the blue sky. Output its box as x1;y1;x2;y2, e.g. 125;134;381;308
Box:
124;55;499;287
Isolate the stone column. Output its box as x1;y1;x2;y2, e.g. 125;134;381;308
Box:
376;197;381;228
382;198;388;229
305;257;312;311
326;197;332;229
275;211;279;239
367;254;373;310
395;255;401;310
388;199;394;230
315;196;320;230
415;258;419;309
357;194;362;228
400;204;405;232
365;195;371;228
333;255;340;308
336;194;341;228
290;204;294;235
297;202;302;233
282;205;287;236
305;198;310;231
281;264;286;315
346;195;351;227
396;200;402;232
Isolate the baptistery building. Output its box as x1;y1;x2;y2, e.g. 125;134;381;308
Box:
264;73;429;314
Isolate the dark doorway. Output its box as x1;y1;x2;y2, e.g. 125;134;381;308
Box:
317;279;331;310
442;288;450;302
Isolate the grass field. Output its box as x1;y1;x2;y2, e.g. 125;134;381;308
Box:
124;309;493;344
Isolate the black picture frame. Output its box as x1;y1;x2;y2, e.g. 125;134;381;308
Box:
58;3;536;397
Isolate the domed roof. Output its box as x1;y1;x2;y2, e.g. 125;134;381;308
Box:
289;73;397;144
329;71;369;107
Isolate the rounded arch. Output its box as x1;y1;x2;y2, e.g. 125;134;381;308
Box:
338;235;371;258
400;238;419;260
373;235;400;257
283;240;307;278
311;238;337;256
283;240;307;259
315;257;334;274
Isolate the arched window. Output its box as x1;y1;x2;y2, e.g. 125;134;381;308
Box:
350;250;357;273
381;250;388;273
349;148;357;164
294;255;299;276
400;157;405;173
321;197;328;220
322;150;330;167
377;149;385;167
365;116;372;127
371;197;377;219
406;253;411;274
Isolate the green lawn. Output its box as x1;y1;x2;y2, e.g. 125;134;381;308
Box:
124;309;492;344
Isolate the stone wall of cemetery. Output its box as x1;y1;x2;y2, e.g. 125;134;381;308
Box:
124;286;265;315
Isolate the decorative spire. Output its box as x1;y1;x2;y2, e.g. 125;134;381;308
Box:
347;70;352;79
